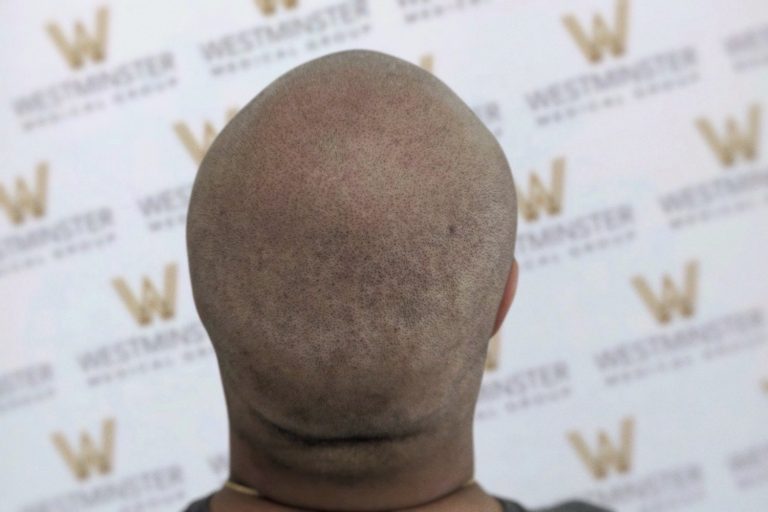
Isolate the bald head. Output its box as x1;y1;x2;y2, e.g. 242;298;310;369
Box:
187;49;516;482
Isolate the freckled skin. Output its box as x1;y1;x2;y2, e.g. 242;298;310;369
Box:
187;49;518;511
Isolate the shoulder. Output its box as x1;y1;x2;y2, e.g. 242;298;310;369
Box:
494;497;612;512
180;494;213;512
494;496;529;512
537;501;613;512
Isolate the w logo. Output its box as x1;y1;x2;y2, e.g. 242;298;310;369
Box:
174;108;239;165
419;54;434;73
696;104;761;167
52;418;115;481
568;417;634;480
563;0;629;64
517;158;565;222
632;261;699;325
0;163;49;226
254;0;298;16
46;6;109;70
485;333;502;372
112;263;178;326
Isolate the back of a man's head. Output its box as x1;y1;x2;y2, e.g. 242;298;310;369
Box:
186;49;517;501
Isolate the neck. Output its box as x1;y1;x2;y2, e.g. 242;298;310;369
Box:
225;422;480;511
211;482;502;512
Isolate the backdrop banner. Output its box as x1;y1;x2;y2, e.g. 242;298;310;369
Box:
1;0;767;511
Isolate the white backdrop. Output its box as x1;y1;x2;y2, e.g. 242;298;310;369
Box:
1;0;767;511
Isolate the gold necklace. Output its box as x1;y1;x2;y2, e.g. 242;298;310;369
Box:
224;479;261;496
224;477;477;498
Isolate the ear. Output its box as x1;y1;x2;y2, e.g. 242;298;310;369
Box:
491;259;518;337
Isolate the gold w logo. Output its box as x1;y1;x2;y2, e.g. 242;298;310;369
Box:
563;0;629;63
696;104;761;167
484;332;501;372
112;263;178;326
632;261;698;325
0;163;49;226
45;6;109;70
254;0;299;16
567;417;634;480
52;418;115;481
517;157;565;222
419;54;434;73
174;108;239;165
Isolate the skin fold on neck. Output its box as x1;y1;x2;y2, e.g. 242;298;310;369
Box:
211;407;502;512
